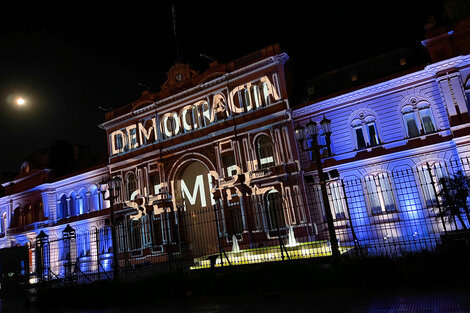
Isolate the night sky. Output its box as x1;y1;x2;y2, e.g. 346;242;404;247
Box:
0;1;451;173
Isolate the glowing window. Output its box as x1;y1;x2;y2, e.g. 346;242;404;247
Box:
401;102;436;138
350;115;380;150
256;135;275;169
416;163;448;208
364;173;396;214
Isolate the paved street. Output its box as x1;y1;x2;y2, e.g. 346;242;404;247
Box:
4;286;469;313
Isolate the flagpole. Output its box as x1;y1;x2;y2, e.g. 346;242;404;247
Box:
172;4;181;63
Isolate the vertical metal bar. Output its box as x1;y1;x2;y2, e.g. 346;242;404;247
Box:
213;203;224;267
311;134;340;260
163;207;173;270
341;179;361;257
427;162;447;235
95;229;100;281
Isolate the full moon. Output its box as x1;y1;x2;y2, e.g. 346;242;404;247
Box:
16;98;25;105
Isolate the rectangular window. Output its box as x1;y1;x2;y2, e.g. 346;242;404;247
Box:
354;126;367;149
403;113;420;138
367;122;379;146
222;153;237;177
327;182;346;219
419;108;436;134
316;182;346;221
150;172;160;195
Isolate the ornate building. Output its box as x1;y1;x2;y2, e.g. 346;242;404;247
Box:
100;45;312;268
0;144;111;284
293;51;470;253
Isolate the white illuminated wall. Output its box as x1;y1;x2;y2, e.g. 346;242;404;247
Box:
0;166;112;280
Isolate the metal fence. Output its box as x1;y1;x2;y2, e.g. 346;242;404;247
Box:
32;157;470;285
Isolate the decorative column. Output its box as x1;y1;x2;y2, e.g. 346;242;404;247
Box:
436;72;470;126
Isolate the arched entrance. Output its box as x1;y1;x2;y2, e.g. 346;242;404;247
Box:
265;190;286;232
173;160;218;258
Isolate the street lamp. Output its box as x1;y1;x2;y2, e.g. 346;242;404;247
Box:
99;176;122;281
294;116;340;260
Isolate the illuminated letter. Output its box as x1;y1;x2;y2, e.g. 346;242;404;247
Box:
162;114;172;138
180;105;193;132
138;117;157;145
125;124;139;149
228;85;245;114
207;173;217;206
161;113;181;138
180;175;206;206
110;130;127;155
212;93;230;119
172;112;181;135
244;83;253;112
192;100;212;127
260;76;281;102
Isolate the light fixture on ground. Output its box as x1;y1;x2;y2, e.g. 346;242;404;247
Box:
294;115;340;260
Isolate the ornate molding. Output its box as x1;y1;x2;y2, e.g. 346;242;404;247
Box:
294;54;470;120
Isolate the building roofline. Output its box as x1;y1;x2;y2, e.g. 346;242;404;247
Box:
293;54;470;120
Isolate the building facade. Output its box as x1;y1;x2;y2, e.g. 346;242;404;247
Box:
100;45;314;268
293;54;470;253
0;163;111;283
2;41;470;284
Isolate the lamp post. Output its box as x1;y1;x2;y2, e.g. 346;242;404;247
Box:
294;116;340;260
100;176;121;281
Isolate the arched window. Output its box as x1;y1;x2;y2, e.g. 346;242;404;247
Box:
350;112;380;150
57;195;67;219
364;173;396;214
34;200;43;222
11;206;21;228
401;99;436;138
78;190;87;215
129;219;142;251
256;135;275;169
264;190;286;231
126;173;138;200
24;203;33;225
416;162;448;208
89;186;100;212
69;192;77;216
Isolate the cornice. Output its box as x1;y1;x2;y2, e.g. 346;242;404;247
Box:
1;169;51;188
293;54;470;120
100;53;289;130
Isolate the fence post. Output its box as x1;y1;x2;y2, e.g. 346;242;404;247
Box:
341;179;362;257
163;206;173;271
272;196;289;261
95;229;100;281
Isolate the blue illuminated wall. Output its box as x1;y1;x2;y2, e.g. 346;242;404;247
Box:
294;54;470;254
